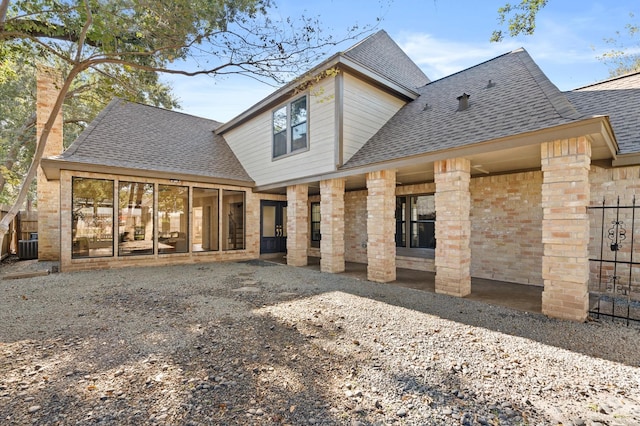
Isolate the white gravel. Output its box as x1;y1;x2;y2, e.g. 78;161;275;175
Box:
1;259;639;425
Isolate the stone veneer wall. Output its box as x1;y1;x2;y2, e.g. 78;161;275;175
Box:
59;170;263;272
470;171;543;285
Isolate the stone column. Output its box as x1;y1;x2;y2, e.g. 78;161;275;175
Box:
366;170;396;282
541;137;591;321
320;178;345;273
286;184;308;266
37;67;63;261
434;158;471;297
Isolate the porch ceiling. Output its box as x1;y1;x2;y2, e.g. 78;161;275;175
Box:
340;143;542;191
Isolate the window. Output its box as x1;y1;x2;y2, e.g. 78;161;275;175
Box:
158;184;189;254
396;195;435;250
310;202;321;248
273;96;308;158
193;188;219;252
118;181;154;256
72;177;114;258
223;190;245;250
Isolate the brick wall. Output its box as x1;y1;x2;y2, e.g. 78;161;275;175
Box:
320;178;345;273
366;170;396;282
470;171;543;285
589;165;640;298
37;68;63;261
342;171;546;286
344;190;368;263
286;184;308;266
541;138;591;321
434;158;471;297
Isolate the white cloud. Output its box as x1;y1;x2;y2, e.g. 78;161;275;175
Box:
394;29;612;90
396;32;521;80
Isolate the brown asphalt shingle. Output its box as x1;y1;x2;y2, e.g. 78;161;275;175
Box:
565;72;640;155
59;99;253;183
342;48;585;170
343;30;430;90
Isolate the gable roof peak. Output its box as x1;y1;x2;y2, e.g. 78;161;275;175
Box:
342;29;430;90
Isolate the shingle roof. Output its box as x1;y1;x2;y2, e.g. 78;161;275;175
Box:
342;48;583;169
58;98;252;183
343;30;430;91
565;72;640;154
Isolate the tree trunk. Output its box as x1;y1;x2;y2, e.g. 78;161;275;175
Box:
0;64;84;250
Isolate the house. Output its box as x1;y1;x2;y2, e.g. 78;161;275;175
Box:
38;30;640;322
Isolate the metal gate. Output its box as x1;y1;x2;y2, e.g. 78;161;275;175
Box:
589;197;640;325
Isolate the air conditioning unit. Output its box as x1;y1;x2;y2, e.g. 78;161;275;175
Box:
18;240;38;260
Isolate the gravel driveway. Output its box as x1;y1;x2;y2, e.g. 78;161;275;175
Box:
1;260;639;425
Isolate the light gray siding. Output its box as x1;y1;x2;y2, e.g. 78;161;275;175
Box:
342;74;407;163
224;78;337;187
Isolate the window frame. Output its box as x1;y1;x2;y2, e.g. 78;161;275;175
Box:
310;201;321;248
272;95;309;159
395;194;435;259
117;181;155;257
71;177;115;259
157;184;189;254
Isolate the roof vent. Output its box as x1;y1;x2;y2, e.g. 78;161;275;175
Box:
457;93;470;111
486;79;496;88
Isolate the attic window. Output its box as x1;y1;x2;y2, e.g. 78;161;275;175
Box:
457;93;470;111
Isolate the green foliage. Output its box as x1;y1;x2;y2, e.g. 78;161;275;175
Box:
0;43;179;204
491;0;548;42
598;13;640;77
0;0;372;236
2;0;367;83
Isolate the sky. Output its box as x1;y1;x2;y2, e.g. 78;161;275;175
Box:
161;0;640;122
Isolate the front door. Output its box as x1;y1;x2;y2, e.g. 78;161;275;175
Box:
260;201;287;253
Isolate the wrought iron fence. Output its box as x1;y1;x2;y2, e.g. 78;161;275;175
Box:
588;196;640;325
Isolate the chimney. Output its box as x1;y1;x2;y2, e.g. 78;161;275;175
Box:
36;66;63;261
457;93;470;111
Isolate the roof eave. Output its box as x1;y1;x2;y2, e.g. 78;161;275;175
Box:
341;116;618;174
40;158;255;188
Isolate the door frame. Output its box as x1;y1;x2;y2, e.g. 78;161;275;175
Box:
260;200;287;254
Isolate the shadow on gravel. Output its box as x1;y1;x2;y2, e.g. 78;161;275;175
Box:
1;261;638;425
249;261;640;368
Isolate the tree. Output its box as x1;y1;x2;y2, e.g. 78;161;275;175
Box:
0;0;370;248
0;47;179;204
491;0;548;42
492;2;640;78
598;13;640;77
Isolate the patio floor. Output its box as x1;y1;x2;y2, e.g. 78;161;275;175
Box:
262;254;543;314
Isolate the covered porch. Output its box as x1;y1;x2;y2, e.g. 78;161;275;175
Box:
262;255;543;313
258;124;617;322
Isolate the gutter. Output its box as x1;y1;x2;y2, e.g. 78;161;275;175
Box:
40;158;256;188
